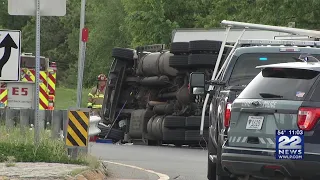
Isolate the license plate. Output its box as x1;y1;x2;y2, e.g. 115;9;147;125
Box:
246;116;264;130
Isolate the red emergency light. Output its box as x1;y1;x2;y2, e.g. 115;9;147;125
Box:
82;28;89;42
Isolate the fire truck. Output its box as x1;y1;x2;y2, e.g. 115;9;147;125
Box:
0;53;57;109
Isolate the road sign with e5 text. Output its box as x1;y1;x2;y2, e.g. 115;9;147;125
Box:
276;130;304;160
0;30;20;81
66;110;89;147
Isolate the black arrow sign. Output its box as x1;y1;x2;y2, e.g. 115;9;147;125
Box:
0;34;18;77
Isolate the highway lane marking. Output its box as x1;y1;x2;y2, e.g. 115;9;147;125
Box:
103;160;170;180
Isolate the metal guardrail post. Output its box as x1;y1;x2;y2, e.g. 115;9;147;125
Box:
5;108;14;129
45;110;53;129
52;110;62;139
62;110;74;157
0;109;5;125
62;110;68;142
19;109;29;135
38;110;46;131
1;109;82;148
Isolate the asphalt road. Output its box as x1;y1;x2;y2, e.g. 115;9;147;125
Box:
90;142;208;180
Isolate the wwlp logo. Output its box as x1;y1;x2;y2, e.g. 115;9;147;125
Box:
275;130;304;160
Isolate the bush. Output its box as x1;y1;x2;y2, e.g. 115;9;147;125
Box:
0;126;93;165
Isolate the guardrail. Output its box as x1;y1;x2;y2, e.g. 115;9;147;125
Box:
0;108;66;139
0;108;102;158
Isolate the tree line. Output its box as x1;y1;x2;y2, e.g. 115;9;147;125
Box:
0;0;319;88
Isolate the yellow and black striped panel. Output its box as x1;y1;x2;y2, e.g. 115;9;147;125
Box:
66;110;89;147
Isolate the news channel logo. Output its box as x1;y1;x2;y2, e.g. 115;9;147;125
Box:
275;130;304;160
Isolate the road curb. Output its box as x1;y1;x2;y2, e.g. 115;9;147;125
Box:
102;160;170;180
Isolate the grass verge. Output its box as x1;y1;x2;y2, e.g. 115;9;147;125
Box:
0;126;99;168
55;87;91;110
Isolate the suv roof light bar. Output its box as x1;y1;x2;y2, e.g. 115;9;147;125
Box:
221;20;320;38
274;35;317;41
238;39;320;46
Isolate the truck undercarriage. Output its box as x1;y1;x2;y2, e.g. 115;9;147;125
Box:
98;41;230;146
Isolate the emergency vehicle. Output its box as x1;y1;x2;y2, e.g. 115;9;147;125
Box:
0;53;57;110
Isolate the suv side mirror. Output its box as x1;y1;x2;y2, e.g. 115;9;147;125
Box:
189;72;205;95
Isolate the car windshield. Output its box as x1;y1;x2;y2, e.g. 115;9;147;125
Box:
228;52;320;86
237;67;320;100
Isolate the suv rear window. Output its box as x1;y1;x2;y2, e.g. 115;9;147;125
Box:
228;53;320;86
237;67;319;100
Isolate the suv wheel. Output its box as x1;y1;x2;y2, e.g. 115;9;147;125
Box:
207;134;218;180
208;123;234;180
215;146;234;180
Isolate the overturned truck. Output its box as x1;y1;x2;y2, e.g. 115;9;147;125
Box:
98;27;290;146
98;38;231;146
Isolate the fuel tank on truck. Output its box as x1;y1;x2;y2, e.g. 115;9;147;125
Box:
136;52;178;77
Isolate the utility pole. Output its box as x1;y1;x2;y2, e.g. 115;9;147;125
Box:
73;0;88;157
76;0;87;108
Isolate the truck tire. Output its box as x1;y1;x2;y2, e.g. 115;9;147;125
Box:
151;116;165;139
185;130;209;141
188;54;218;68
169;55;189;68
189;40;222;53
185;116;209;128
170;42;189;55
128;109;154;139
163;116;186;128
112;48;135;61
98;125;124;141
162;128;185;141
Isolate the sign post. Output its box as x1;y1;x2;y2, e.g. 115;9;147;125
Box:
34;0;41;144
8;0;66;145
71;0;88;157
